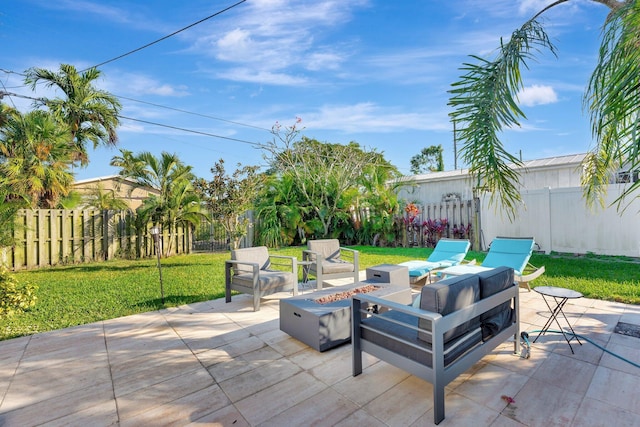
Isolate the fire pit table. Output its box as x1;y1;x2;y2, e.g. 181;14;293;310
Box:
279;281;411;352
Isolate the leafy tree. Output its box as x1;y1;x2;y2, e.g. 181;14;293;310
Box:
25;64;121;166
0;109;75;208
448;0;639;216
356;162;403;246
255;173;312;247
193;159;262;250
267;120;390;238
410;145;445;174
111;150;205;256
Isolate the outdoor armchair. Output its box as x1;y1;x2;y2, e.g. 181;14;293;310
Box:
439;236;545;290
225;246;297;311
399;238;471;285
302;239;359;290
352;267;519;425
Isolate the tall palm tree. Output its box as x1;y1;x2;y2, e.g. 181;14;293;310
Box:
0;109;74;208
24;64;121;166
448;0;639;216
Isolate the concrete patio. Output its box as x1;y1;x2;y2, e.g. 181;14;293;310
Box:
0;280;639;426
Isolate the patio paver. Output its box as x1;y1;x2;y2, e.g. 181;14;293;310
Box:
0;284;639;426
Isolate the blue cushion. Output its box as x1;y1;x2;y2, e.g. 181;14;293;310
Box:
400;239;470;277
482;238;534;275
400;260;452;277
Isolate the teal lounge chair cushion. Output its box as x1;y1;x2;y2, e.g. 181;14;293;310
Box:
400;239;470;277
481;237;534;275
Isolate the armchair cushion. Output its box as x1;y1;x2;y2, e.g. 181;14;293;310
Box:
231;246;270;274
232;270;295;290
360;310;482;367
320;259;354;274
477;267;515;340
418;274;481;343
308;239;341;260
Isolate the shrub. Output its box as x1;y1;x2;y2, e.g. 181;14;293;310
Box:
0;267;37;317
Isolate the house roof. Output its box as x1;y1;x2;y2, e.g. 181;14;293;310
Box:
399;153;587;183
73;175;138;186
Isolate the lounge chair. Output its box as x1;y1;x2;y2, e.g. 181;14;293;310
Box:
303;239;359;289
399;238;471;285
225;246;298;311
439;237;545;290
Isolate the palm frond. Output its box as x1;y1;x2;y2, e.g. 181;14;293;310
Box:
583;0;640;209
448;19;557;219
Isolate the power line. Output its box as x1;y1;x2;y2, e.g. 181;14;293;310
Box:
116;95;271;132
88;0;247;70
118;115;267;148
0;69;272;134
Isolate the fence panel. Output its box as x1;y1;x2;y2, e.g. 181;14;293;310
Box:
7;209;191;270
404;200;474;248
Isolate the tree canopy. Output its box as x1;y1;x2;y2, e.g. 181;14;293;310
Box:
410;145;445;174
262;120;401;243
193;159;262;250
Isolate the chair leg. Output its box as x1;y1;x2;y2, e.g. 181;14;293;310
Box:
351;299;363;376
225;263;232;303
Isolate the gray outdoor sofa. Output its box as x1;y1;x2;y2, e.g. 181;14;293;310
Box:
351;266;520;425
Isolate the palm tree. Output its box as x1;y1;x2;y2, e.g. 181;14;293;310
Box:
255;173;310;247
111;150;205;256
448;0;639;216
0;109;75;208
24;64;121;166
83;183;129;211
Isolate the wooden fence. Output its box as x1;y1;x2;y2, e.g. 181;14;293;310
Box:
4;209;192;270
404;200;475;248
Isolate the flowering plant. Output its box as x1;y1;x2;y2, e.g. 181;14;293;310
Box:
403;203;420;226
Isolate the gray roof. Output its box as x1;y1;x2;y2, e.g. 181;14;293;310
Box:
399;153;587;183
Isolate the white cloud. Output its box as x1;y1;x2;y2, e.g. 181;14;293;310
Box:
302;102;451;133
518;0;554;15
517;84;558;106
188;0;369;85
102;72;190;97
216;68;308;86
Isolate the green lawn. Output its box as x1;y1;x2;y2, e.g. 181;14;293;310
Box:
1;246;639;341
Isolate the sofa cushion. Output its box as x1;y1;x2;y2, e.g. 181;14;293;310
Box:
418;274;481;343
231;246;270;274
478;267;515;340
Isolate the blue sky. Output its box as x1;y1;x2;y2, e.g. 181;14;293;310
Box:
1;0;612;180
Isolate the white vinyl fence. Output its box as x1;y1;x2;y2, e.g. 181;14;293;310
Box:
480;184;640;257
